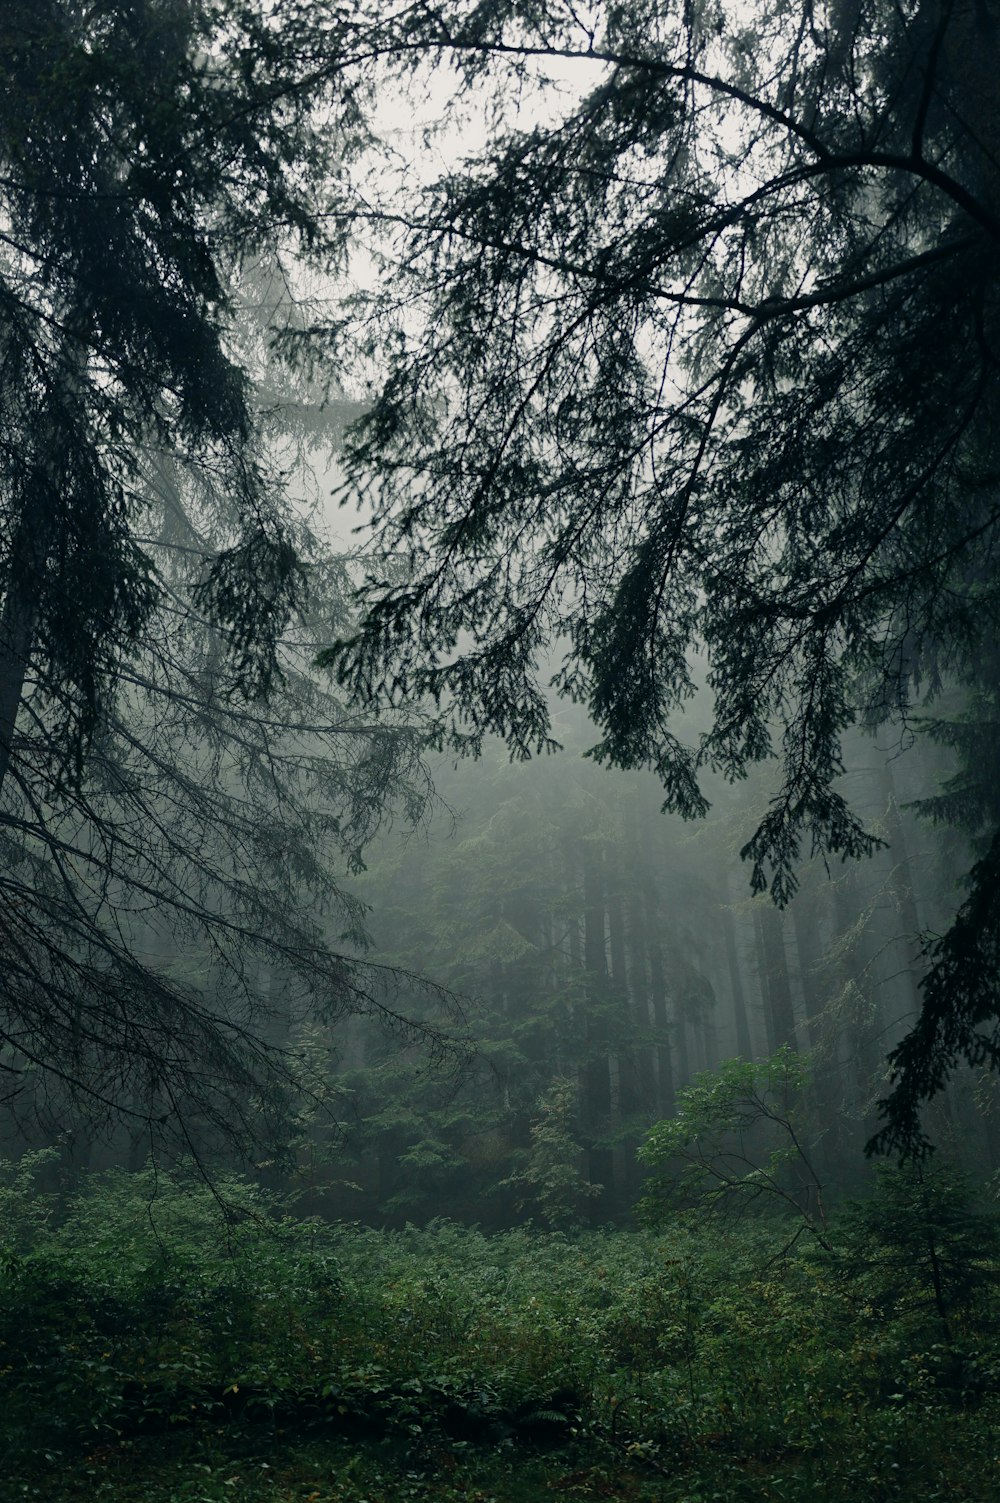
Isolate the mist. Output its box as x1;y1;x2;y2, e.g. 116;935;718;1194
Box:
4;2;1000;1500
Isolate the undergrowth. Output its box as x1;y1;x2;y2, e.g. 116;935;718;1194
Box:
1;1156;998;1501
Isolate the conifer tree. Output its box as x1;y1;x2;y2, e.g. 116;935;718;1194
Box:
323;0;1000;1152
0;1;442;1151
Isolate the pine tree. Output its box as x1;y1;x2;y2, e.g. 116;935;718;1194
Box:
322;0;1000;1151
0;2;441;1151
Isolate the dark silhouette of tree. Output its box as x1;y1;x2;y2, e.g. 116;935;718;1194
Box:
322;0;1000;1153
0;1;449;1154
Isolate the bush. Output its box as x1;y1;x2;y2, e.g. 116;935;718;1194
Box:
637;1050;829;1246
810;1160;1000;1402
1;1157;998;1502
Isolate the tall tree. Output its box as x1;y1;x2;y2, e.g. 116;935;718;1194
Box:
324;0;1000;1152
0;1;444;1152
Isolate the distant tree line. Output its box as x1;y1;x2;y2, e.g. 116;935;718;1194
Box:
291;713;997;1228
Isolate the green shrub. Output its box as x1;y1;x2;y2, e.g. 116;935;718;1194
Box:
636;1050;829;1245
499;1079;602;1229
810;1160;1000;1403
0;1157;998;1502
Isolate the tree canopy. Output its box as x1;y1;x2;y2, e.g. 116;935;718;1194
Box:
321;0;1000;1153
5;0;1000;1156
0;0;449;1154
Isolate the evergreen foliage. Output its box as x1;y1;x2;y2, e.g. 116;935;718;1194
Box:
319;0;1000;1150
500;1077;602;1229
817;1160;1000;1349
0;2;448;1149
292;723;969;1221
306;734;727;1224
4;0;995;1162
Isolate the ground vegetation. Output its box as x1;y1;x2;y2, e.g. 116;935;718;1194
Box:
3;1158;998;1503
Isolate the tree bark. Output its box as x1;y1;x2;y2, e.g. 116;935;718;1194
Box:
582;843;614;1211
721;886;755;1059
754;904;799;1052
789;884;827;1051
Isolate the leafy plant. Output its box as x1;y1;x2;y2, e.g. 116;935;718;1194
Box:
3;1162;1000;1502
820;1161;1000;1348
637;1050;829;1246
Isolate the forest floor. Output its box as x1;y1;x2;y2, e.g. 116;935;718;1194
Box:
14;1415;997;1503
11;1432;718;1503
2;1163;998;1503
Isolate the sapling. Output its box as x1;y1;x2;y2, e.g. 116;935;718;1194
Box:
637;1049;831;1250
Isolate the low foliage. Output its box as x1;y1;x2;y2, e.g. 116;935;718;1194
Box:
2;1160;999;1501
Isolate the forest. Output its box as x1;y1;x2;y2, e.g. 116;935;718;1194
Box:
2;1;1000;1500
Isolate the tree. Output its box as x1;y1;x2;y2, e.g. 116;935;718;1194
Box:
309;722;732;1226
0;1;450;1154
325;736;634;1224
820;1160;1000;1350
637;1049;830;1248
323;0;1000;1153
501;1077;603;1230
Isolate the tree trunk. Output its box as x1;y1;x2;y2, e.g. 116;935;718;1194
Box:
754;904;799;1052
582;842;614;1212
789;884;827;1050
623;811;659;1115
0;506;47;797
0;337;84;798
721;887;755;1058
